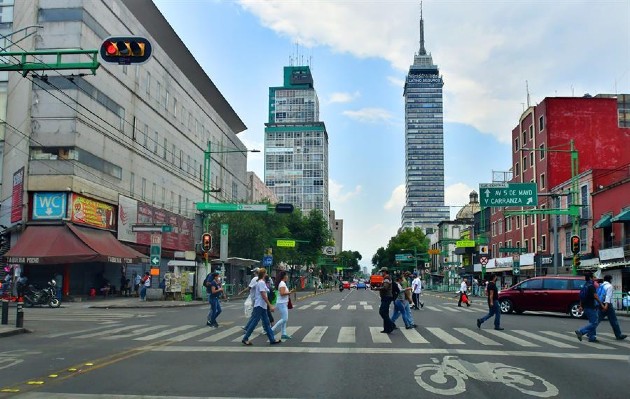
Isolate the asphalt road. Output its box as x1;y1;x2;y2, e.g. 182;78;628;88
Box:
1;289;629;398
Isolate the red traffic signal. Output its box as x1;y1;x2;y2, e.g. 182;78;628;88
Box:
570;235;580;255
202;233;212;253
100;36;152;65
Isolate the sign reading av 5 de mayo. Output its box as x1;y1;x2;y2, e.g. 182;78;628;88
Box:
71;193;116;230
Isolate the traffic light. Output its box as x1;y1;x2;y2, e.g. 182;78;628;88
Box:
100;36;152;65
573;254;581;268
570;235;580;255
201;233;212;253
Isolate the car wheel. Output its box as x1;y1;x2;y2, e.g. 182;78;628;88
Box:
569;302;584;318
499;299;513;314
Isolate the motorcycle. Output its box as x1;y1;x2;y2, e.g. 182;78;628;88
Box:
22;279;61;308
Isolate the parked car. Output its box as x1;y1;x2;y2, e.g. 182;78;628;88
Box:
357;281;367;290
350;281;357;289
498;276;586;318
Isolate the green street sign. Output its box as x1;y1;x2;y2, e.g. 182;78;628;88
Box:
161;225;173;233
456;240;475;248
277;239;296;248
395;254;413;261
150;254;160;266
499;247;528;253
196;202;269;212
479;182;538;207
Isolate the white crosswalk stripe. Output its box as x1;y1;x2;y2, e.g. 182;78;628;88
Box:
597;333;630;349
348;305;357;310
303;326;328;343
331;304;341;310
484;329;539;347
426;327;465;345
338;327;355;343
369;327;391;344
73;325;147;339
400;327;429;344
134;325;197;341
293;303;486;312
453;328;502;346
424;306;442;312
539;331;614;350
102;325;167;340
511;330;577;348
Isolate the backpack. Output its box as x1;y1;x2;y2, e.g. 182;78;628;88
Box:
579;281;592;303
204;274;212;288
267;288;277;304
596;283;607;305
392;281;401;299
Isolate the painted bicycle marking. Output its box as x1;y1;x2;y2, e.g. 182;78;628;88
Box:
414;355;559;397
0;349;42;371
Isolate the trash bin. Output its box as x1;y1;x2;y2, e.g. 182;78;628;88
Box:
184;293;192;302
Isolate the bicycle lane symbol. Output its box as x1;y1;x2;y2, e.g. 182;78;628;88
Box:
414;355;559;397
0;349;42;371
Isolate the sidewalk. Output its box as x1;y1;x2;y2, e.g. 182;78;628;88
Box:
0;286;335;337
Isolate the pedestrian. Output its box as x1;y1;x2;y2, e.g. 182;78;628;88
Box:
206;272;223;328
272;271;293;339
411;273;424;309
139;272;150;301
376;267;395;334
241;268;281;346
134;273;141;297
476;273;503;331
264;275;276;324
240;268;260;330
575;271;602;342
597;274;626;340
458;278;470;307
391;275;415;329
473;278;479;297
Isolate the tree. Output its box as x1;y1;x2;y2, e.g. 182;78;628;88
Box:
371;228;429;273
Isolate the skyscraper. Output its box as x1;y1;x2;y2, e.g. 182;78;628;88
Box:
401;8;449;233
264;65;329;220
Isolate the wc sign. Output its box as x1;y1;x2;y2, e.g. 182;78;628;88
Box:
33;192;68;220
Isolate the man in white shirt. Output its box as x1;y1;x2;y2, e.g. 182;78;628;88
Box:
411;274;424;310
458;279;470;307
598;274;627;340
240;267;260;330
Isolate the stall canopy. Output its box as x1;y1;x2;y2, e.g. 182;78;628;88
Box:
593;213;613;229
611;208;630;223
4;224;147;265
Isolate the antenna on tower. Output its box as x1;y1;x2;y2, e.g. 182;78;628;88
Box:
526;80;531;108
419;1;426;55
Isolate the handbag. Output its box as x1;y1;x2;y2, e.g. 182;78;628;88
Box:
288;297;293;309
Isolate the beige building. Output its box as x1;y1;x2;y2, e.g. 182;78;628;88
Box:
247;171;278;204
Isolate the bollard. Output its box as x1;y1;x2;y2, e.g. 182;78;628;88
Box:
16;300;24;329
1;299;8;325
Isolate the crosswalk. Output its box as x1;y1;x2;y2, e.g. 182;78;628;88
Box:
23;309;157;324
296;301;485;313
41;322;630;350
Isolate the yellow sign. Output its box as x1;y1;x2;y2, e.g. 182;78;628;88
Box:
456;240;476;248
428;249;440;255
277;239;296;248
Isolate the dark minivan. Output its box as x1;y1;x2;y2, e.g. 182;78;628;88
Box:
498;276;586;318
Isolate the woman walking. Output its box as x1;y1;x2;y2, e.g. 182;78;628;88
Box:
272;271;293;339
242;268;281;346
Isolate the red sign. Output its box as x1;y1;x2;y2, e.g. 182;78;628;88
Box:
10;167;24;223
135;202;193;251
70;193;116;230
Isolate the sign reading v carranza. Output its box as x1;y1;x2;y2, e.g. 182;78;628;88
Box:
479;183;538;207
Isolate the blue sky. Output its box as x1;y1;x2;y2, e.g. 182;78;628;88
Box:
153;0;629;268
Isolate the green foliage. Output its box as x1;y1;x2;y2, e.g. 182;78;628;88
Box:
371;228;429;273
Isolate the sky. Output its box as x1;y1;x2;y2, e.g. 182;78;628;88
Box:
153;0;630;268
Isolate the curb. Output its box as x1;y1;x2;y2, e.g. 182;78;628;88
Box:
0;328;29;338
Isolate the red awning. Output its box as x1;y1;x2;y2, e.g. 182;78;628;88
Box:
4;224;148;265
4;225;101;264
67;224;148;264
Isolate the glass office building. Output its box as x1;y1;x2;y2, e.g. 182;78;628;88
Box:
401;12;449;233
264;66;329;220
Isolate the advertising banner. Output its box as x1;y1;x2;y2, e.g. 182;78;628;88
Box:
70;193;116;230
10;167;24;223
33;192;68;220
135;201;194;251
117;195;138;242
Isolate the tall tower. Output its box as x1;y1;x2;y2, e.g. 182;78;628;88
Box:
401;5;450;233
264;65;330;220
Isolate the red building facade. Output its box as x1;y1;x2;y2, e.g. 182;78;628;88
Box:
489;95;630;272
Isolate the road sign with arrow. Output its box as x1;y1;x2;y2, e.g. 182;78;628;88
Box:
479;182;538;207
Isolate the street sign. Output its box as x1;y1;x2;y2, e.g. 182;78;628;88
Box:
428;249;440;255
275;203;294;213
277;239;296;248
480;256;489;265
498;247;528;253
150;233;161;266
132;224;173;233
262;255;273;267
395;254;413;261
479;246;489;255
322;246;336;256
196;202;269;212
512;254;521;275
479;182;538;207
456;240;475;248
220;224;228;262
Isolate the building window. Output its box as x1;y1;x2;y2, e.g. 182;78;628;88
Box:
523;156;527;170
516;216;521;228
515;162;520;175
581;185;589;219
514;137;519;152
530;152;534;168
524;239;529;252
506;217;512;231
580;227;587;252
170;191;175;211
156;81;161;104
541;204;546;220
141;177;146;200
540;173;545;189
146;72;151;94
541;235;547;251
161;187;166;207
522;130;527;145
539;143;545;159
130;172;135;196
524;215;529;226
532;238;536;252
143;124;148;148
178;194;182;214
529;125;533;140
492;244;496;256
539;115;544;131
173;97;177;118
153;131;158;153
163;138;167;159
151;183;156;204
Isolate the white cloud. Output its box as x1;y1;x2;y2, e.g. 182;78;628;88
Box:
387;75;404;88
445;182;475;219
328;91;360;104
329;179;362;203
384;184;405;211
342;107;393;124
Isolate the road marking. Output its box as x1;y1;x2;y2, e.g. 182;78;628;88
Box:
200;326;243;342
457;307;476;313
44;324;123;338
425;306;442;312
442;307;459;312
348;305;357;310
134;325;196;341
331;304;341;310
453;328;502;346
484;329;539;347
359;301;368;305
539;331;614;350
426;328;465;345
102;325;167;340
597;333;630;349
167;327;214;342
338;327;355;343
363;305;373;310
401;328;429;344
303;326;328;343
314;305;326;310
369;327;391;344
511;330;576;348
73;325;145;339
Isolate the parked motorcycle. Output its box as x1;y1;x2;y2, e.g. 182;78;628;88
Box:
22;279;61;308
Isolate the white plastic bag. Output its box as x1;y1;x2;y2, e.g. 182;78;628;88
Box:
243;296;253;317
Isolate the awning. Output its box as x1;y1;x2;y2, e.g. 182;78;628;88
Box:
593;213;613;229
4;224;147;265
611;208;630;223
68;224;148;264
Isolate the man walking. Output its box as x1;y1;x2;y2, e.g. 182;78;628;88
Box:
241;268;280;345
476;273;503;331
391;275;415;329
206;272;223;328
377;268;395;334
598;274;626;340
458;278;470;307
575;271;602;343
411;273;424;309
